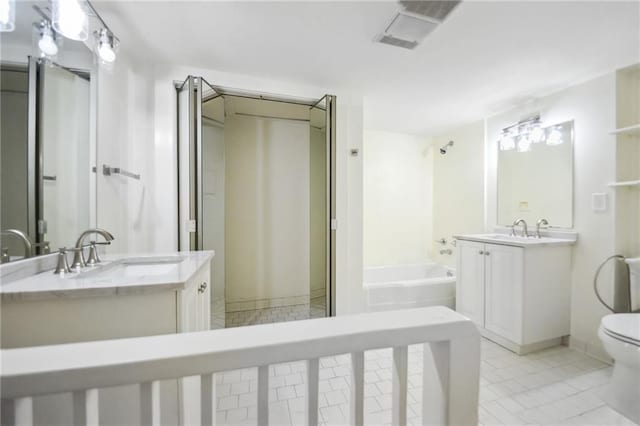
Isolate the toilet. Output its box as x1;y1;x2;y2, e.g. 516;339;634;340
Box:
598;313;640;424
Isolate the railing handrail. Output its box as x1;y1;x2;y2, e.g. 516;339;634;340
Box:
1;306;477;399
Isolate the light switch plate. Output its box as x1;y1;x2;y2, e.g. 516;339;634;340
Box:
592;193;608;212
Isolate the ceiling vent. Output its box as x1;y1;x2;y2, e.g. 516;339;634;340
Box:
399;1;461;22
375;1;461;50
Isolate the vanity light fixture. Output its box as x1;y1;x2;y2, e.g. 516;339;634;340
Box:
35;20;60;58
546;127;564;146
94;28;118;63
498;115;543;152
52;0;88;41
0;0;15;32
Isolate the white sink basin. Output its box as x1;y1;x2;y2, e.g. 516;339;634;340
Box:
76;256;185;280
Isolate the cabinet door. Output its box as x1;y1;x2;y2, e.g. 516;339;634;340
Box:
197;268;211;331
180;282;199;333
484;244;523;343
455;240;486;326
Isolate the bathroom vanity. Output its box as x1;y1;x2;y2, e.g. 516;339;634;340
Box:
454;232;576;354
0;251;213;349
0;251;213;425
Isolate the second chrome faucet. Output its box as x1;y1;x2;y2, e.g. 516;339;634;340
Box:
54;228;115;274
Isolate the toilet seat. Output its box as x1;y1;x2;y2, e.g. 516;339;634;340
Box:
601;314;640;346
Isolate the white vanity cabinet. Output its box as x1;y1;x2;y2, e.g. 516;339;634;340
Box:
456;238;572;354
178;264;212;333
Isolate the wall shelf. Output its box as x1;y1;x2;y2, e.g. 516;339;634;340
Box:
610;124;640;137
608;180;640;188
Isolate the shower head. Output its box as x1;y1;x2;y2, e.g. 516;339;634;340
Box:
440;140;454;155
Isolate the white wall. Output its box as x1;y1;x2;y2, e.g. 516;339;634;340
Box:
432;121;486;268
96;51;156;255
363;130;433;267
486;74;617;359
224;115;311;305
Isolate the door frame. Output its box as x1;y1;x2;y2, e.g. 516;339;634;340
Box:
175;81;337;316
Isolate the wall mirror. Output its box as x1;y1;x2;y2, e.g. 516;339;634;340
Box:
1;1;96;261
497;120;574;228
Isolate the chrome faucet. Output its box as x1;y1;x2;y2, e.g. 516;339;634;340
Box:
535;218;549;238
0;229;33;259
512;218;529;237
72;228;115;269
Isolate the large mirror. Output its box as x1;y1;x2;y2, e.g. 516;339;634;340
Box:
0;1;96;261
497;120;574;228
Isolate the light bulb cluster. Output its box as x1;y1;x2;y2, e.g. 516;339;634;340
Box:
3;0;119;66
498;116;564;152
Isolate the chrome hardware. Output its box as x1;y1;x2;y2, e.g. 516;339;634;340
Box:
512;218;529;237
0;229;33;258
535;218;549;238
73;229;115;270
485;251;490;256
450;239;457;247
435;238;447;245
103;164;140;180
439;249;453;255
1;248;9;264
479;250;485;255
32;241;50;255
68;246;88;271
54;248;71;274
198;282;208;294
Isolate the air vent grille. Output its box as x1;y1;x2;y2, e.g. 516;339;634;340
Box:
399;1;461;22
376;34;418;50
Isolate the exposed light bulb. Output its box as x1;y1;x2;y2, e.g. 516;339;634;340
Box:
517;135;532;152
530;125;545;143
546;128;563;146
94;28;119;65
52;0;88;41
499;133;515;151
98;43;115;62
39;32;59;56
0;0;15;32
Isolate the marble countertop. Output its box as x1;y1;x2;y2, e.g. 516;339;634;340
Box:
0;251;214;302
454;232;577;248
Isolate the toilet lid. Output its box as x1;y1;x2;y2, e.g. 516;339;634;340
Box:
602;314;640;343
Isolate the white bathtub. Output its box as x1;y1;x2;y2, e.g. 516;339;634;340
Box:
364;263;456;311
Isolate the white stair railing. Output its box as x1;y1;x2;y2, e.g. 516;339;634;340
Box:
0;306;480;426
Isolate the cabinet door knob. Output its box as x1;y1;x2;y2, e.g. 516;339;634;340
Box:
201;282;207;290
485;251;490;256
479;250;484;255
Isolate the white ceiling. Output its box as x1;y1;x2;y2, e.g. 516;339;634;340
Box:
95;1;640;136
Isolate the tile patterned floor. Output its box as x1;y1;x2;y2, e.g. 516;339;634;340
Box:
224;297;327;328
210;338;636;426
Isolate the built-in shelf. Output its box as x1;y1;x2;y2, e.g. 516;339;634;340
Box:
610;124;640;137
608;180;640;188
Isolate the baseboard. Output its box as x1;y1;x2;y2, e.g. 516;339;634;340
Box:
479;328;564;355
226;295;310;313
568;336;613;364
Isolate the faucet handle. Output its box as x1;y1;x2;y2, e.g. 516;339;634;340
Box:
1;247;9;264
54;248;71;274
86;242;102;266
68;246;87;271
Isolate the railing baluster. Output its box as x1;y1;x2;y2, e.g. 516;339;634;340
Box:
306;358;319;426
350;351;365;426
201;374;216;426
258;365;269;426
140;381;160;426
392;346;408;426
422;342;449;425
14;397;33;426
73;389;99;426
447;337;481;425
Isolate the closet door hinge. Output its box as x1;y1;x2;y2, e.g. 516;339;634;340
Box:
331;219;337;230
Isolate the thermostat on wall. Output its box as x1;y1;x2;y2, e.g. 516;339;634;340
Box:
592;193;608;212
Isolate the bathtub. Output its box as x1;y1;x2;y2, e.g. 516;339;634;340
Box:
364;263;456;311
